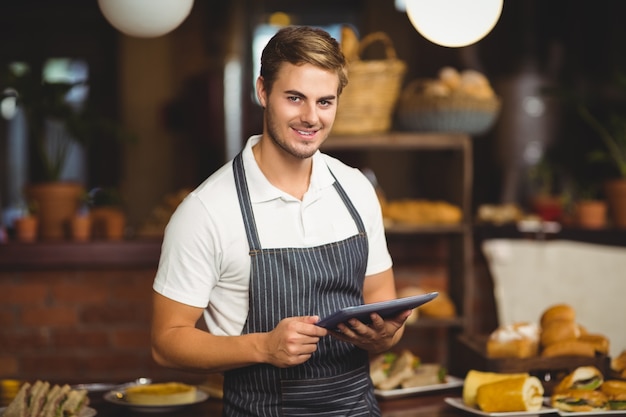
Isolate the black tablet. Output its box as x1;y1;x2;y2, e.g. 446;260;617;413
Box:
316;291;439;330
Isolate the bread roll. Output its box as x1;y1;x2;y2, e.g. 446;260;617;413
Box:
553;366;604;394
601;380;626;410
487;322;539;358
540;319;580;347
476;376;544;412
462;370;529;407
552;389;609;412
541;339;595;358
540;304;575;327
578;333;610;354
611;349;626;373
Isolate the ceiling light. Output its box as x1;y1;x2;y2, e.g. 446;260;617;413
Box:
98;0;194;38
405;0;503;48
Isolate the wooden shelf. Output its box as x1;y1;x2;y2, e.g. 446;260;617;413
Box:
0;239;163;270
322;131;475;370
323;132;470;151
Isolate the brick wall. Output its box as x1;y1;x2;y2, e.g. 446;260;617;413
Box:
0;240;499;385
0;267;199;385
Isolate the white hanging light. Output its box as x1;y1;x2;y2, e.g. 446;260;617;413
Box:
97;0;194;38
405;0;503;48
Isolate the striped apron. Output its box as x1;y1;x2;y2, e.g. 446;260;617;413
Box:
222;153;381;416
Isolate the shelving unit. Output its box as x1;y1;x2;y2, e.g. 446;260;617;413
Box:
322;132;474;369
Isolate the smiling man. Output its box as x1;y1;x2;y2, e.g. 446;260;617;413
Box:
151;25;409;416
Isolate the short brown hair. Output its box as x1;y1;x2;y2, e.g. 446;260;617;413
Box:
260;26;348;95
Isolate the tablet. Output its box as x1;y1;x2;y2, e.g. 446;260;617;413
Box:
316;291;439;330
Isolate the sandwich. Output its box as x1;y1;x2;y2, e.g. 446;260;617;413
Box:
1;381;89;417
551;389;609;412
374;350;420;390
61;388;90;415
462;370;529;407
475;375;544;412
39;384;71;417
369;350;446;391
601;380;626;410
28;380;50;417
553;366;604;394
1;382;31;417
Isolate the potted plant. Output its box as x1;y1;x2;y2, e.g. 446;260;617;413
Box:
577;96;626;228
1;63;134;239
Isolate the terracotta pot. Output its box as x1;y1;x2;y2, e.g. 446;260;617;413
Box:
531;195;563;222
14;216;38;243
91;207;126;240
70;214;92;242
576;200;607;229
605;179;626;228
25;182;84;240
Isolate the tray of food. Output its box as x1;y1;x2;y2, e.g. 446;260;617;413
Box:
455;303;613;395
454;365;626;415
369;349;463;399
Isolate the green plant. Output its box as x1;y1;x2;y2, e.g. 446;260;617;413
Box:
1;63;135;182
578;104;626;179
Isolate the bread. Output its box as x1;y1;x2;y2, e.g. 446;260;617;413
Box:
1;381;88;417
462;370;529;407
1;382;30;417
400;363;444;388
553;366;604;394
612;349;626;373
600;380;626;410
376;350;419;390
551;389;609;412
124;382;197;406
541;339;595;358
540;319;580;347
396;286;456;319
540;304;575;327
486;322;539;358
476;375;544;412
578;333;610;354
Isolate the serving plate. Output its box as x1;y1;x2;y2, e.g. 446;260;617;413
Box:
103;390;208;413
554;410;626;416
374;375;464;399
0;406;96;417
445;397;556;416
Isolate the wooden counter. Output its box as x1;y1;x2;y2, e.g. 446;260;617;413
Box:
90;388;476;417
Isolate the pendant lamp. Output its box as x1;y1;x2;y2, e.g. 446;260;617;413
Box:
98;0;194;38
405;0;503;48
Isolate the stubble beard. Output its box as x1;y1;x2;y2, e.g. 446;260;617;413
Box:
265;103;322;160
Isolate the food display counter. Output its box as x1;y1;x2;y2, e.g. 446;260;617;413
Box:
88;389;468;417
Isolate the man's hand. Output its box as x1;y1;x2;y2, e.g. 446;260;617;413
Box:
261;316;328;368
329;310;411;354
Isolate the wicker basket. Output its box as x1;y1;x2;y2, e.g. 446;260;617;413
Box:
397;79;501;135
333;32;406;135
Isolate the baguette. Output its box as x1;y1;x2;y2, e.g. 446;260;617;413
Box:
462;370;529;407
476;376;544;412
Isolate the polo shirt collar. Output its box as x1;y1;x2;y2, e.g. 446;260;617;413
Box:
241;135;335;204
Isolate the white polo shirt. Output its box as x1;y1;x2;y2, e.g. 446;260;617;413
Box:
153;135;393;336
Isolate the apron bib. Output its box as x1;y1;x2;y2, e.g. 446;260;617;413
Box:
222;153;381;416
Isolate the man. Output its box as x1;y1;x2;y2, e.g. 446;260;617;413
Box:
151;25;410;416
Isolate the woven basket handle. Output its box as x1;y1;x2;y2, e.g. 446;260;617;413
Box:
400;79;428;100
357;32;398;61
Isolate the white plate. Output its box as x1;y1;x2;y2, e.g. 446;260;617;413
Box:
445;397;557;416
374;375;464;399
103;390;208;413
555;410;626;416
0;406;96;416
